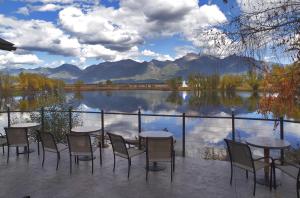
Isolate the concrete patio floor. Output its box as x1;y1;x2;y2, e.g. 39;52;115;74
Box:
0;144;297;198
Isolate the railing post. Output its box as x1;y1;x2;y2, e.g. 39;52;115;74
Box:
138;108;142;150
182;113;186;157
69;107;72;132
232;110;235;141
41;107;45;132
7;105;11;127
101;109;105;148
280;117;284;162
138;108;141;134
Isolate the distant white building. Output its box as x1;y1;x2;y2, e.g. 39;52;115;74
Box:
182;80;188;87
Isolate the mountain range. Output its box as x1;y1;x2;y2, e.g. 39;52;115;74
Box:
1;53;261;83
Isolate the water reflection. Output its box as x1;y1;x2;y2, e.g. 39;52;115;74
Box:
0;90;299;159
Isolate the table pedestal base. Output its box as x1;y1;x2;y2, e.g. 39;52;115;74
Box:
18;147;34;154
147;162;166;171
78;156;96;161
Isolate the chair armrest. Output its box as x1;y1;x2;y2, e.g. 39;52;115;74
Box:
253;156;273;162
273;158;300;168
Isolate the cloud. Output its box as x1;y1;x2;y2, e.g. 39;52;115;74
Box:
59;7;143;51
0;14;81;56
0;51;42;68
16;7;30;15
141;49;173;61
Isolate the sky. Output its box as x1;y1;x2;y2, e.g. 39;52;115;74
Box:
0;0;255;69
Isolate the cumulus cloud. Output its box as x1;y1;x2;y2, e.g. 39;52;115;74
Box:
59;7;143;51
0;14;81;56
3;0;229;65
0;52;42;68
141;49;173;61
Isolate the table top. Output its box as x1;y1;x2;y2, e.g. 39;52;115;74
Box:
71;126;102;133
139;131;173;138
246;137;291;149
10;122;40;128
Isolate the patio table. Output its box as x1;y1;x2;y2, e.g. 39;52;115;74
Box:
71;126;102;161
246;137;291;186
9;122;40;154
139;131;173;171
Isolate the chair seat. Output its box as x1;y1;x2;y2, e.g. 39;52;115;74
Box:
0;138;7;145
128;148;144;158
71;146;98;156
44;143;68;153
232;160;270;172
125;139;139;145
276;164;300;179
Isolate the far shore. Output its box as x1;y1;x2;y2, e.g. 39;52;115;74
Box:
64;83;258;92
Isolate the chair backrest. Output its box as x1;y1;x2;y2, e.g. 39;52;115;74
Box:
5;127;28;146
224;139;254;170
40;132;57;151
107;133;128;157
146;137;173;162
67;133;92;154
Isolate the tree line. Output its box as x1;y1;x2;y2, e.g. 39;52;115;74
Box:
166;71;262;93
0;72;65;95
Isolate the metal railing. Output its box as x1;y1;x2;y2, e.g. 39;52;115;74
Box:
2;106;300;158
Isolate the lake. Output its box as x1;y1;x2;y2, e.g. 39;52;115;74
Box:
1;90;300;159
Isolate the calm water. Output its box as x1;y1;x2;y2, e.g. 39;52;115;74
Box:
1;90;300;159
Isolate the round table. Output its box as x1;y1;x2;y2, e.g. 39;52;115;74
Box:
71;126;101;135
246;137;291;186
71;126;102;161
139;131;173;171
9;122;40;154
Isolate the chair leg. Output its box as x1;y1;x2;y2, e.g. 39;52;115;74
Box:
173;152;175;172
246;170;248;179
273;165;277;190
297;180;299;198
146;161;149;181
42;149;45;167
230;164;233;185
113;154;116;172
127;158;131;179
7;146;9;163
16;146;19;156
27;146;29;162
2;144;4;155
56;152;60;170
171;162;173;182
99;147;102;166
253;173;256;196
270;166;273;191
37;141;40;156
91;155;94;175
69;154;72;175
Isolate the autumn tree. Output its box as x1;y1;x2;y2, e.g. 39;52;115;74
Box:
166;77;182;91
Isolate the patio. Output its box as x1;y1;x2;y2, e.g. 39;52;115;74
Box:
0;144;296;198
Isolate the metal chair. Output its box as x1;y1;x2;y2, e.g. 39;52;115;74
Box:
5;127;30;163
107;132;144;178
224;139;273;196
146;137;175;182
272;159;300;198
67;133;100;174
39;131;67;170
0;134;7;155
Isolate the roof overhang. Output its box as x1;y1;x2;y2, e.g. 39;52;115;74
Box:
0;38;17;51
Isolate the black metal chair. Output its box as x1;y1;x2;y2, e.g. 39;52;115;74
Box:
107;132;144;178
146;137;175;182
39;131;67;170
224;139;273;196
0;134;7;155
272;158;300;198
67;133;100;174
5;127;30;163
